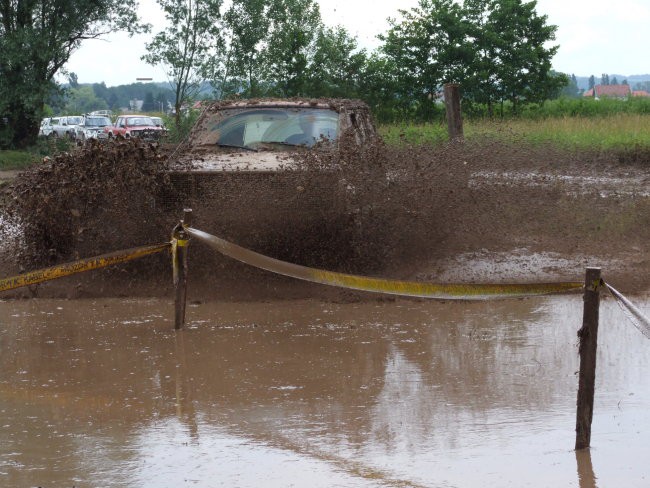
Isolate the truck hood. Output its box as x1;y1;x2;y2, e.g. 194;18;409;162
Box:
171;150;301;173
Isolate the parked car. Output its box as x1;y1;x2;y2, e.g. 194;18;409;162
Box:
75;114;113;141
104;115;165;140
89;110;113;118
150;116;165;128
38;118;53;137
44;116;83;139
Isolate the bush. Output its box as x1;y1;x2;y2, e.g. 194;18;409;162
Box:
163;109;201;144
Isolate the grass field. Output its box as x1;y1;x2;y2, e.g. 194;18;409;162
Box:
0;150;40;171
3;112;650;171
379;113;650;152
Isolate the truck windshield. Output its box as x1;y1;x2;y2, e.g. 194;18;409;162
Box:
207;108;339;148
127;117;155;126
85;117;111;127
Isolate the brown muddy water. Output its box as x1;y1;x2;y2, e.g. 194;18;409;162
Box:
1;295;649;487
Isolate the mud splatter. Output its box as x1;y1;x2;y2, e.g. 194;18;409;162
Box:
2;131;649;298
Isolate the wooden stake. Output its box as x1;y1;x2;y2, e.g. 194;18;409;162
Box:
444;83;464;142
575;267;601;450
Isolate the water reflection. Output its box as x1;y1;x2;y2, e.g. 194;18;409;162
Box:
576;449;598;488
0;295;648;486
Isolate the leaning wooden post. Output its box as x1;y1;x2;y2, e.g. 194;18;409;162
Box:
575;267;602;450
172;209;192;330
443;83;464;142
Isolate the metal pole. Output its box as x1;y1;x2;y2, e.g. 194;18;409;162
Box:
443;83;464;142
575;267;601;450
173;209;192;330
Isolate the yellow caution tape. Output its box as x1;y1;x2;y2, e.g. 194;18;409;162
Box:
0;242;171;293
186;227;583;300
171;237;179;286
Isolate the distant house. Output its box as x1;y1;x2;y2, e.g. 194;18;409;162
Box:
583;84;631;99
632;90;650;97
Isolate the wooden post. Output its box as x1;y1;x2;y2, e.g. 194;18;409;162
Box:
444;83;463;142
173;209;192;330
183;208;193;229
575;267;601;450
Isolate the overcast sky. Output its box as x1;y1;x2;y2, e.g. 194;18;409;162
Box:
64;0;650;87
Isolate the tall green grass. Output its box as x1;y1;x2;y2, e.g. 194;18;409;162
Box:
0;150;40;170
0;138;74;171
380;112;650;152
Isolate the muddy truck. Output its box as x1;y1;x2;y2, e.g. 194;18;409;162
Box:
163;98;379;265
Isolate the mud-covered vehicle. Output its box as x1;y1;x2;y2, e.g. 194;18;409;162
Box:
165;98;379;262
169;98;377;173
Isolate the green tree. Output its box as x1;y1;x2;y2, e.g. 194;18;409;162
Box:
65;86;108;114
218;0;271;98
379;0;471;119
263;0;322;96
155;92;169;113
68;72;79;89
588;75;595;90
358;54;413;122
478;0;560;113
559;73;580;98
0;0;145;148
601;73;610;85
611;76;619;85
142;91;156;112
376;0;560;118
143;0;223;129
306;26;367;98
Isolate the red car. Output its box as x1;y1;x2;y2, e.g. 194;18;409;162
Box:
104;115;164;140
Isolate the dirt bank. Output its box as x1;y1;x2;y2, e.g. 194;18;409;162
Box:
0;137;648;300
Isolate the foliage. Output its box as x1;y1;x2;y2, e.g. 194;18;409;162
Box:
218;0;272;97
206;0;364;99
0;0;147;149
378;0;470;120
520;96;650;119
633;81;650;92
0;137;74;170
162;110;201;144
304;26;367;98
65;86;109;114
143;0;223;129
559;74;581;98
0;150;40;170
379;112;650;152
374;0;562;120
263;0;322;96
588;75;595;90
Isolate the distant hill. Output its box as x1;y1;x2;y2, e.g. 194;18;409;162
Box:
573;74;650;91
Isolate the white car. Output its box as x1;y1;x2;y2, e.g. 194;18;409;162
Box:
150;116;165;128
38;118;53;137
44;116;83;139
75;115;113;141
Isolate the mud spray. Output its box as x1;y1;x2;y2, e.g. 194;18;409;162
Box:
1;134;648;299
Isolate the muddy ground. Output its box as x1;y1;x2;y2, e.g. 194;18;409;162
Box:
0;136;648;300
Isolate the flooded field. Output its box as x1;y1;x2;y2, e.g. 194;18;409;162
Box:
1;294;649;487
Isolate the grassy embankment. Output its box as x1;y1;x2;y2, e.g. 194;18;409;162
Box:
0;150;40;171
379;113;650;154
3;99;650;171
0;138;73;171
